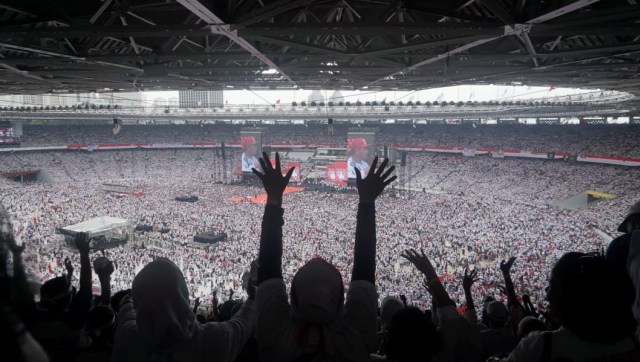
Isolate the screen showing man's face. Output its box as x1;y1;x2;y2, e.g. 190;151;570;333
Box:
354;147;368;161
246;144;257;157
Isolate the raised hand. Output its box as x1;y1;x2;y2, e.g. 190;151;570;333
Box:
9;240;25;256
401;248;438;282
500;256;517;274
252;152;295;206
355;157;397;203
498;284;507;296
463;268;479;291
194;297;201;309
1;223;23;256
64;257;74;276
94;256;114;278
212;290;219;307
75;232;91;254
399;294;407;306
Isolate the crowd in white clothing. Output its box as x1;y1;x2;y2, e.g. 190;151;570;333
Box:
2;147;638;314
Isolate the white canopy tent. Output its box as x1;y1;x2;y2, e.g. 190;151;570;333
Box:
60;216;129;237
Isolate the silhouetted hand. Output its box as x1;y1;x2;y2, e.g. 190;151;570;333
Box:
3;227;23;255
401;248;438;282
463;268;479;291
355;157;397;204
194;297;201;309
94;256;114;278
9;241;24;256
75;232;91;254
498;285;507;296
400;294;407;306
64;257;74;276
500;256;517;274
252;152;295;206
212;290;219;308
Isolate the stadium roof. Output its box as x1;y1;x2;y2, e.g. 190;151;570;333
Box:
0;0;639;94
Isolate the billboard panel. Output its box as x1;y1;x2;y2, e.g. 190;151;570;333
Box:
347;132;376;179
240;131;263;173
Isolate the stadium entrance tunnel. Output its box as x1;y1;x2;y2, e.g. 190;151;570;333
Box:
552;190;617;210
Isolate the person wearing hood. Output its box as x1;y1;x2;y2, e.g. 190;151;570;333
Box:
374;296;405;356
252;152;396;362
505;252;638;361
112;257;256;362
605;200;640;330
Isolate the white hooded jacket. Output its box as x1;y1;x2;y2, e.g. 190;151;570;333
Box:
112;258;255;362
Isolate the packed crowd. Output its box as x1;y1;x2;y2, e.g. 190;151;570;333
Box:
2;150;639;300
16;123;640;157
2;144;640;360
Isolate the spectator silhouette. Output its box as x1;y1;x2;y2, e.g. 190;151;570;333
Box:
112;258;255;361
383;306;440;362
506;252;638;361
26;233;93;362
253;153;395;361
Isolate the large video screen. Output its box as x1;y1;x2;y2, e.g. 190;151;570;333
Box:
240;131;263;173
347;132;376;179
0;127;15;143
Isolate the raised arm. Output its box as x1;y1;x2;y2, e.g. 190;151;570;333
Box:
352;157;396;283
64;257;74;283
76;233;92;293
403;249;482;361
67;233;93;330
1;212;36;315
253;152;295;284
463;268;479;311
462;268;480;325
94;255;114;306
9;240;37;314
402;249;455;308
500;257;519;309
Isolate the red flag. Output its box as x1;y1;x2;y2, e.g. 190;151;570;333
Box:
548;85;556;91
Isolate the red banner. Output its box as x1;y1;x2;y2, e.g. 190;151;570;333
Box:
326;163;336;183
288;162;301;181
325;162;348;186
